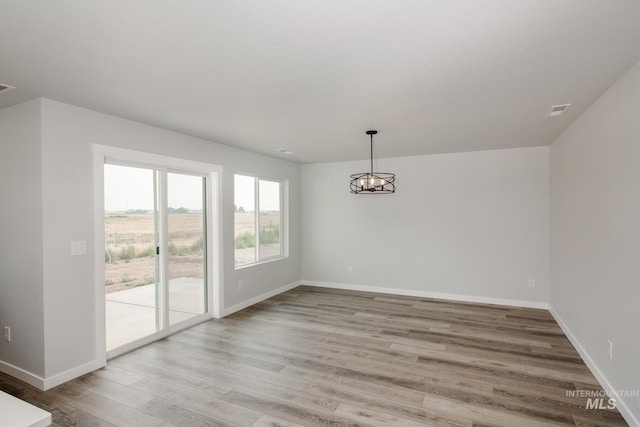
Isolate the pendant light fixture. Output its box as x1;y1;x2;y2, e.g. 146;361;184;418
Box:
350;130;396;194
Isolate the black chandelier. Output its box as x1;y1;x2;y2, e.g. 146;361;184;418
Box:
350;130;396;194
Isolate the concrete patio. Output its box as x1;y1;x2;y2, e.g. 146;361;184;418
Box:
106;277;206;351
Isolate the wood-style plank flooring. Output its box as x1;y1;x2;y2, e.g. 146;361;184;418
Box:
0;286;628;426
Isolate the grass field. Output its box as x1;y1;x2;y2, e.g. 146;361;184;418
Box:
105;212;279;293
105;213;204;293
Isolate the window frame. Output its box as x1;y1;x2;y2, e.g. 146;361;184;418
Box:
234;173;287;269
93;143;223;365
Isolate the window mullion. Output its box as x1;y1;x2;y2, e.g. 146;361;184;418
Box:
254;177;260;262
280;181;284;256
158;168;170;332
234;173;285;268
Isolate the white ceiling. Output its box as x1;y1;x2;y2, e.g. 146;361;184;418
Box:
1;1;640;164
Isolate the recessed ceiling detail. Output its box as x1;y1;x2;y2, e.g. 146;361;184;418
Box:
0;83;15;94
547;104;572;117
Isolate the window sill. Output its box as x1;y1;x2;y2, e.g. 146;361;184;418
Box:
234;255;288;270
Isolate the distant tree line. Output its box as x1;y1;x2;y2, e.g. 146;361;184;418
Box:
168;207;190;213
168;207;202;213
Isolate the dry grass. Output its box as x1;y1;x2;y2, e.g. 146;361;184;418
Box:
105;212;280;292
105;213;204;293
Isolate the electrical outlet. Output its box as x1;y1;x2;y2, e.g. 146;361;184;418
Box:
238;280;244;290
3;326;10;342
347;266;353;274
607;339;613;359
528;279;536;288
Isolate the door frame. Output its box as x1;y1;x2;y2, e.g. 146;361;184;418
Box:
93;144;223;362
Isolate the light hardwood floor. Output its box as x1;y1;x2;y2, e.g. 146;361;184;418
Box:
0;286;628;426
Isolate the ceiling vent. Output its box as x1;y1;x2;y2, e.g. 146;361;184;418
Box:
0;83;15;94
546;104;571;117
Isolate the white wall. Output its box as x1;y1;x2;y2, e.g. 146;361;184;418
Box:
301;146;549;306
550;59;640;424
0;99;45;378
1;98;301;385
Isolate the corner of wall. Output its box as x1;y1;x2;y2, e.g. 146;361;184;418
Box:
0;98;46;380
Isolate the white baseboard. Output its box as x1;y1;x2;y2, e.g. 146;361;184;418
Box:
222;280;302;317
42;358;105;390
549;307;639;427
2;281;303;390
0;358;105;391
303;280;549;310
0;360;45;390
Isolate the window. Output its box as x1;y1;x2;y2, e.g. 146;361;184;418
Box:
234;174;285;267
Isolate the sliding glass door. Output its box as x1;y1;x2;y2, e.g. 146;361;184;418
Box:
167;172;207;325
104;164;160;351
104;164;208;353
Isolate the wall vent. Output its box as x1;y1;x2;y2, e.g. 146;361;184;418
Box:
0;83;15;94
546;104;571;117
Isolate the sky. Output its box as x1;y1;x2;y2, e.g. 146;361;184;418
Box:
104;164;280;212
104;164;204;211
234;174;280;212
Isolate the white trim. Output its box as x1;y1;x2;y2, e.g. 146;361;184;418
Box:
92;144;223;359
549;307;640;427
303;281;550;310
233;173;288;270
94;144;223;175
282;179;290;259
0;361;45;390
0;357;103;391
222;281;302;317
92;152;107;369
209;171;223;318
42;359;105;391
158;167;169;331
